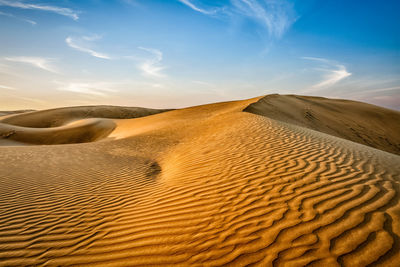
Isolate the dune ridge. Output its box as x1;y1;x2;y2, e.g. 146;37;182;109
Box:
0;105;170;128
244;94;400;155
0;95;399;266
0;105;170;145
0;118;116;145
0;110;35;117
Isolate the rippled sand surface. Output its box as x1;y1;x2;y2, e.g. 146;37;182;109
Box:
0;95;399;266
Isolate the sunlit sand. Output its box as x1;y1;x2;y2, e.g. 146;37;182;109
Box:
0;94;399;266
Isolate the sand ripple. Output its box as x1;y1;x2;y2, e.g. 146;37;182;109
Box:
0;97;399;266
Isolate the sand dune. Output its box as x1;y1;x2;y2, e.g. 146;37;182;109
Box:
244;94;400;155
1;105;169;128
0;118;116;145
0;105;170;145
0;110;35;117
0;95;399;266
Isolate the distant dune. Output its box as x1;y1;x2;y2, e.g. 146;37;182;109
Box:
0;109;35;117
0;95;399;266
1;105;170;127
0;106;170;145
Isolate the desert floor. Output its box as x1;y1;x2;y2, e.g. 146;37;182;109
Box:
0;95;399;266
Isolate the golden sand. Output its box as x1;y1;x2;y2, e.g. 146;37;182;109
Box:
0;95;399;266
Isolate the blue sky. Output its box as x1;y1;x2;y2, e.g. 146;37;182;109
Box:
0;0;399;110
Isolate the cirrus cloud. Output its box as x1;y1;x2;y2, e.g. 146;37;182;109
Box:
0;0;79;20
4;56;58;73
66;36;111;60
302;57;352;90
231;0;297;39
55;81;118;96
137;47;166;78
0;10;36;25
177;0;297;39
177;0;219;15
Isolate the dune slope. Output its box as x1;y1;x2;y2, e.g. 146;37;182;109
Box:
0;105;170;128
244;94;400;155
0;110;35;117
0;105;170;145
0;96;399;266
0;118;116;145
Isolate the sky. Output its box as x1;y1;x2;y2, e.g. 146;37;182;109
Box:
0;0;399;110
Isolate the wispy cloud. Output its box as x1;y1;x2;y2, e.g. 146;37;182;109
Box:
302;57;352;90
176;0;296;39
0;84;15;90
66;36;111;59
81;34;102;42
363;86;400;94
312;65;351;88
301;57;330;64
56;81;117;96
0;10;36;25
231;0;296;39
137;47;166;78
0;0;79;20
1;91;45;104
4;56;58;73
177;0;218;15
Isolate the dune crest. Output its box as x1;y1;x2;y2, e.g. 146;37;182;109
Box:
0;118;116;145
0;105;170;146
1;105;170;128
0;95;399;266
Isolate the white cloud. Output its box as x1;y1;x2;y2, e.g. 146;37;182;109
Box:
178;0;218;15
301;57;330;64
312;65;351;88
66;36;111;59
138;47;166;78
303;57;352;90
177;1;296;39
56;81;117;96
0;10;36;25
24;18;36;25
231;0;296;38
0;84;15;90
0;0;79;20
4;57;58;73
